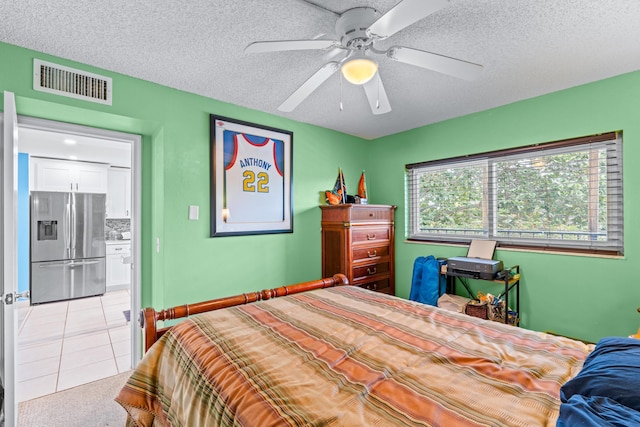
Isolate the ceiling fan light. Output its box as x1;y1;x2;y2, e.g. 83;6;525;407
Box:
341;58;378;85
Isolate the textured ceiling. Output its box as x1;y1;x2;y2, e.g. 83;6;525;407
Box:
1;0;640;139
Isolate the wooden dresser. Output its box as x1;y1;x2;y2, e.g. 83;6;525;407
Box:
320;204;395;295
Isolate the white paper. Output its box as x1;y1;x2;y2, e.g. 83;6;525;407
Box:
466;239;497;259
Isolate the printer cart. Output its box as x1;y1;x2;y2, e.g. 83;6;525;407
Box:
444;265;520;325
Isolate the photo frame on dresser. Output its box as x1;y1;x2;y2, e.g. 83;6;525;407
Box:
210;114;293;237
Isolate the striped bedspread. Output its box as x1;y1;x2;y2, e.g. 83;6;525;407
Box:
117;286;593;426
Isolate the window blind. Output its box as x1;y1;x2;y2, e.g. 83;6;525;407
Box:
406;132;623;255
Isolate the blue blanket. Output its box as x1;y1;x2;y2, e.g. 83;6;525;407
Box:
557;337;640;426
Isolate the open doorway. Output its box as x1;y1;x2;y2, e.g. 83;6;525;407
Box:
13;116;141;402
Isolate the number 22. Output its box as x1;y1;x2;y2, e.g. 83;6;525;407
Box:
243;171;269;193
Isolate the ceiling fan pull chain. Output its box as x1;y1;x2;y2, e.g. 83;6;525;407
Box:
376;74;381;109
339;72;344;111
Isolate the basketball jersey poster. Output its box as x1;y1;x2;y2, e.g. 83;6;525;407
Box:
211;115;293;236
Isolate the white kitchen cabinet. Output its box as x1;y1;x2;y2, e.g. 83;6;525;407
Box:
30;157;108;193
106;242;131;290
106;167;131;218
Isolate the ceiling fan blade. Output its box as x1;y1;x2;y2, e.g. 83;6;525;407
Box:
367;0;449;39
387;46;483;80
363;75;392;115
323;47;348;61
278;62;340;112
245;39;338;53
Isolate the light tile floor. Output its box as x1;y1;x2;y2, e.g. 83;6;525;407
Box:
16;290;132;402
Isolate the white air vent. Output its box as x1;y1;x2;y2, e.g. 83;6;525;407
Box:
33;59;112;105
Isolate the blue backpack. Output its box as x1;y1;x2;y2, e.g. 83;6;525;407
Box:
410;256;446;306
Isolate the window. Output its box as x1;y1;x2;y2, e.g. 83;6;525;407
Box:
406;132;623;255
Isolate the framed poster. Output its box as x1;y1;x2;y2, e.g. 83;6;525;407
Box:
210;114;293;237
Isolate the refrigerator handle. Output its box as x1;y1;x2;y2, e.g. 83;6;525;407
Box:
68;260;102;267
70;192;76;259
38;261;73;268
64;194;71;259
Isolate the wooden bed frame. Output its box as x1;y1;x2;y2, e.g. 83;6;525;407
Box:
139;274;350;352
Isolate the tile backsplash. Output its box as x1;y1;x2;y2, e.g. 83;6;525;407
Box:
106;219;131;240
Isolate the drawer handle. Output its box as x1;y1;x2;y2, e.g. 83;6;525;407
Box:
366;233;376;240
369;213;374;217
371;283;378;291
367;250;377;258
367;267;377;275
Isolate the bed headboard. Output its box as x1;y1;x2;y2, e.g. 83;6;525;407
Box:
139;273;350;352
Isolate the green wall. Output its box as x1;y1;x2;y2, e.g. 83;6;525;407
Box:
368;71;640;343
2;41;638;343
0;42;368;311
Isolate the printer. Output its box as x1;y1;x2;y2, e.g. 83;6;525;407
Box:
447;257;503;280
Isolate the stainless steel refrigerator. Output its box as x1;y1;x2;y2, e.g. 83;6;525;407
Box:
30;191;106;304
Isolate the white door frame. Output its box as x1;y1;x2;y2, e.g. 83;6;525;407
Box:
17;115;143;367
2;91;19;427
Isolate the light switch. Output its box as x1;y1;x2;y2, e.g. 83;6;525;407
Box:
188;205;199;220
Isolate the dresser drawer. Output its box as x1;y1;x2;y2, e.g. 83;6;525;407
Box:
352;245;389;263
352;226;390;244
358;278;392;294
349;206;393;222
353;262;390;282
320;204;394;223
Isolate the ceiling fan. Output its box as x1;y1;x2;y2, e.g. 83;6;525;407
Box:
245;0;483;115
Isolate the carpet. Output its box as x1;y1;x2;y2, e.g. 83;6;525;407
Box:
18;371;132;427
